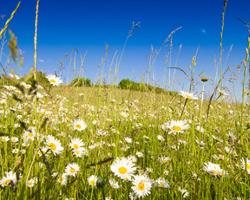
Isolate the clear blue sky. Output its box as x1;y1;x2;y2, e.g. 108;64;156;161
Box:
0;0;249;94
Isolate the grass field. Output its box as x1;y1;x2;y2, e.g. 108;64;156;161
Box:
0;85;249;199
0;0;250;199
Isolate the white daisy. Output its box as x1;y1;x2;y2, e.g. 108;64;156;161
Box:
203;162;227;176
46;135;64;155
73;147;88;158
155;177;170;188
179;91;198;100
131;175;152;198
87;175;98;187
70;138;84;151
57;173;68;185
65;163;80;177
73;119;87;131
0;171;17;187
161;120;189;134
110;157;136;180
46;74;63;86
109;179;120;189
26;177;38;188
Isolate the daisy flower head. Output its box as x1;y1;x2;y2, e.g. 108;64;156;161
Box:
65;163;80;177
70;138;84;151
0;171;17;187
203;162;227;176
22;128;36;145
46;135;64;155
179;188;190;198
241;158;250;174
110;157;136;180
131;175;152;198
162;120;189;134
26;177;38;188
46;74;63;86
73;147;88;158
155;177;170;188
109;179;120;189
179;91;198;100
87;175;98;187
57;173;68;185
73;119;87;131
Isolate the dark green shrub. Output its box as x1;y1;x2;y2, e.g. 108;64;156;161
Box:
70;77;92;87
118;79;177;96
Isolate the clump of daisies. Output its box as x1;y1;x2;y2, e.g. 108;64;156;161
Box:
131;175;152;198
203;162;227;176
46;74;63;86
46;135;64;155
110;157;137;180
161;120;190;134
73;119;87;131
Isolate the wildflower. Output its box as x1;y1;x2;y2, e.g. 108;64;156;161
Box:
111;157;136;180
73;119;87;131
0;171;17;187
109;179;120;189
46;74;62;86
97;129;108;136
161;120;189;134
124;137;133;144
203;162;227;176
87;175;98;187
22;127;37;145
26;177;38;188
179;188;189;198
65;163;80;177
57;173;67;185
46;135;64;155
179;91;198;100
10;137;19;143
70;138;84;151
196;125;205;133
155;178;170;188
136;152;144;158
131;175;152;198
73;147;88;158
0;136;10;142
157;135;165;142
241;158;250;174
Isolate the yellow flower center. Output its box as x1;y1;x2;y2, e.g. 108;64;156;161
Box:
137;182;145;191
50;79;57;84
49;143;57;151
28;132;33;137
69;167;75;173
246;163;250;171
73;144;79;149
3;179;11;186
89;179;95;186
159;182;164;187
210;170;219;176
75;124;81;129
172;125;182;132
118;166;127;174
